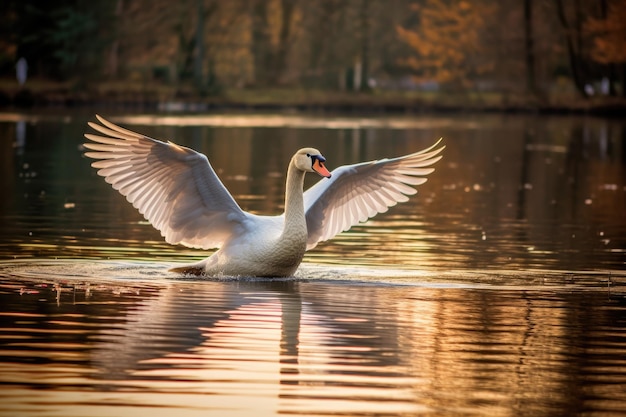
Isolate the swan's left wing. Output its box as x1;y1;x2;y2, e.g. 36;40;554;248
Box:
83;115;247;250
303;139;444;250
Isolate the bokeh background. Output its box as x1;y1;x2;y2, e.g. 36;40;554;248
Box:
1;0;625;108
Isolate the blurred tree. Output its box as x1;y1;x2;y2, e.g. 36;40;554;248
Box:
2;0;623;102
48;5;106;79
585;0;626;96
106;0;123;78
0;1;18;75
553;0;584;96
195;0;206;90
249;0;298;86
250;0;271;86
3;2;62;79
524;0;536;95
356;0;371;91
1;1;114;82
299;0;350;88
273;0;296;85
480;0;526;94
397;0;495;90
114;0;246;91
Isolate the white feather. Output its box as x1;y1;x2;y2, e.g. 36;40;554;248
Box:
303;139;444;249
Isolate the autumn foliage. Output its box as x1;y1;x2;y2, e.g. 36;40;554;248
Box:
396;0;495;90
1;0;625;98
585;1;626;64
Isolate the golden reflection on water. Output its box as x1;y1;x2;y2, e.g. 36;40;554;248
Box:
107;113;477;130
1;274;625;416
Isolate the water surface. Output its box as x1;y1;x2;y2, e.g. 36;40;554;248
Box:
0;112;625;416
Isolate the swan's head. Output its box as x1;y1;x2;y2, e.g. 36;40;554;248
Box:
294;148;332;178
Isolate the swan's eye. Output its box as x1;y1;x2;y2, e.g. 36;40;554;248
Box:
306;153;310;157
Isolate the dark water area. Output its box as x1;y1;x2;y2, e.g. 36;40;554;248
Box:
0;112;625;416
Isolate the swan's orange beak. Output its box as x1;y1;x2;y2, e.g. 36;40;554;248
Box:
313;158;332;178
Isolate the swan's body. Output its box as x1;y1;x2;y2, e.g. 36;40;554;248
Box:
84;115;444;277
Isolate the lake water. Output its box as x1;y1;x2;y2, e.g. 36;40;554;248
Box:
0;112;625;416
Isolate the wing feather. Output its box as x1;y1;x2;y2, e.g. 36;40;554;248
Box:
304;139;444;249
84;115;246;250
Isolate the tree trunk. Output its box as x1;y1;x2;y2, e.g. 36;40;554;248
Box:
177;28;196;83
270;0;295;85
553;0;587;97
622;64;626;98
194;0;205;91
598;0;617;96
357;0;370;91
107;0;124;78
251;0;271;86
523;0;536;95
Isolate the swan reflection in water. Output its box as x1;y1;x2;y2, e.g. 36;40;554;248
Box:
87;278;421;414
90;279;399;381
80;276;618;416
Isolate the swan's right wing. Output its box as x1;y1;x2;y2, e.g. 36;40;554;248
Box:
84;115;247;250
304;140;444;249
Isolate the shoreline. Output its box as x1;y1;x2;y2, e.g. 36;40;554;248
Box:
2;83;625;117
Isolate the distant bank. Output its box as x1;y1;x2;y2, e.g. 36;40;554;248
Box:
1;81;624;117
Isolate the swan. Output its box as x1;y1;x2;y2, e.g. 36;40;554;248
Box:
83;115;444;277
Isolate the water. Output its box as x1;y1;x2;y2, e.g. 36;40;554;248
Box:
1;112;626;416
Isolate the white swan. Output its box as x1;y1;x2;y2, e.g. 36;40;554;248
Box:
84;115;444;277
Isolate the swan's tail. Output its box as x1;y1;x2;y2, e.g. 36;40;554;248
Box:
169;265;204;275
169;256;215;276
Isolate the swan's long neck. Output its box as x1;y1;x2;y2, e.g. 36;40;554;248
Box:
282;160;307;241
256;157;307;276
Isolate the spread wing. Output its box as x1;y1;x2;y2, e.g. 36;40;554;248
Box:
304;139;444;249
83;115;247;250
